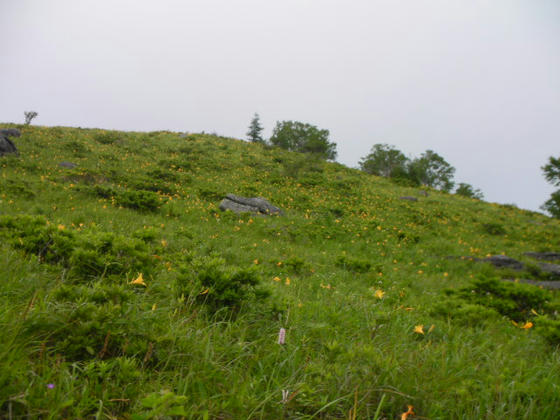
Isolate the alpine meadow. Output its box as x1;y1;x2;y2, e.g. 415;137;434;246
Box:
2;123;560;420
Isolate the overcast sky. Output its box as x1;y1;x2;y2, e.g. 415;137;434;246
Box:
1;0;559;212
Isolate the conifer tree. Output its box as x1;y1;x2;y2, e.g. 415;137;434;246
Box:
541;156;560;218
246;113;264;143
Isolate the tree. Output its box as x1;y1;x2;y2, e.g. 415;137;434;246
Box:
543;157;560;187
246;113;264;143
541;156;560;218
269;120;337;160
359;144;409;177
408;150;455;192
24;111;38;125
455;183;484;199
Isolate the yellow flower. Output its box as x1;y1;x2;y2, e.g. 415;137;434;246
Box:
273;276;281;282
199;288;209;295
285;277;291;286
413;325;424;335
253;259;259;265
57;224;65;230
151;303;157;311
161;239;167;247
130;273;147;286
428;324;436;333
374;289;385;299
320;283;331;289
521;321;533;329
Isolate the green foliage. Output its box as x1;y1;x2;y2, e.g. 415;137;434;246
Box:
455;182;484;199
535;316;560;345
24;283;155;361
2;124;560;419
482;222;507;235
541;156;560;218
246;112;264;143
451;275;552;321
335;255;371;273
270;120;337;160
0;215;155;281
408;150;455;192
542;156;560;187
541;191;560;218
176;257;270;313
117;189;161;212
359;143;408;177
132;391;188;419
90;185;162;212
93;131;121;145
431;300;501;326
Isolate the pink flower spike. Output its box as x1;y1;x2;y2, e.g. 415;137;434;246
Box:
278;328;286;345
47;383;55;389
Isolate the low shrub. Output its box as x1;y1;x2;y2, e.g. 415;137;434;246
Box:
335;255;371;273
175;257;270;314
0;215;156;281
450;275;551;321
482;222;507;235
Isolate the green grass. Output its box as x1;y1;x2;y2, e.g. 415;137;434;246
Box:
1;124;559;419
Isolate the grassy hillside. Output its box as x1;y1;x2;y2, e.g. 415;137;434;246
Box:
1;124;560;419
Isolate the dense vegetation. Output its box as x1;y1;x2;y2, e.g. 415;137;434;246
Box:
1;124;560;419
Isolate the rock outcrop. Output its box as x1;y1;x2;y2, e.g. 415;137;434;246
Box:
219;194;283;215
0;129;20;156
524;252;560;261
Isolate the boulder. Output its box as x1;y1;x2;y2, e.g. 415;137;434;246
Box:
219;194;283;215
524;252;560;261
400;196;418;202
538;262;560;279
0;129;20;156
0;128;21;138
482;255;524;270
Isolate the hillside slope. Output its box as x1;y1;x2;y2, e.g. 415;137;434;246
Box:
1;124;560;419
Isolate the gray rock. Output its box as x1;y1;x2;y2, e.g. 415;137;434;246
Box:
538;263;560;278
483;255;524;270
503;278;560;290
0;129;19;156
524;252;560;261
400;196;418;202
58;161;77;169
219;194;283;215
0;129;21;138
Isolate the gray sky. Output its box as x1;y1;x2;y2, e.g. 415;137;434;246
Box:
1;0;559;212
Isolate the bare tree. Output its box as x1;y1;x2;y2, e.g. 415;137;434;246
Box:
24;111;38;125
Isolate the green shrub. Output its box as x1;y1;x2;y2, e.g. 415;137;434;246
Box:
117;190;162;212
482;222;507;235
431;299;501;326
284;256;306;274
0;216;155;281
94;131;121;145
535;316;560;345
335;255;371;273
451;275;552;321
176;257;270;313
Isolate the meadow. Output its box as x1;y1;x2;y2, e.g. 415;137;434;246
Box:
1;124;559;419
